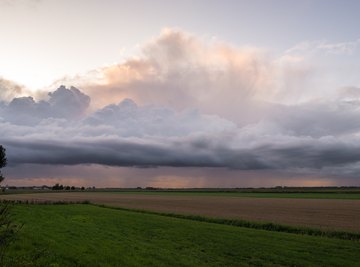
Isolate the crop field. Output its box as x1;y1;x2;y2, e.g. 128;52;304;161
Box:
3;204;360;267
1;191;360;231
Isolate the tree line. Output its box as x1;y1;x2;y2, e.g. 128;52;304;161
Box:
52;184;86;191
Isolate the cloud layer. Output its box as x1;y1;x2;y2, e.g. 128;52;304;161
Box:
2;84;360;180
1;29;360;185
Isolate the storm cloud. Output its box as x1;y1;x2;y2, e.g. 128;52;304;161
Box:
1;85;360;179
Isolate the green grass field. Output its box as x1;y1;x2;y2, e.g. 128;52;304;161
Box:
4;204;360;267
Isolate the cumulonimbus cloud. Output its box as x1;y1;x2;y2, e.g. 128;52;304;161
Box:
1;29;360;181
52;28;278;124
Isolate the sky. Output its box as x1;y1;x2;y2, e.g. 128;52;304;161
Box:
1;0;360;187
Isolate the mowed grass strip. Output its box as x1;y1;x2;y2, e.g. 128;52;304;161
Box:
5;204;360;267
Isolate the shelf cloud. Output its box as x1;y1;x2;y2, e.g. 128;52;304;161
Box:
1;84;360;180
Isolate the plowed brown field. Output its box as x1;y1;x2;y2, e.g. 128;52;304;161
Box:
1;192;359;231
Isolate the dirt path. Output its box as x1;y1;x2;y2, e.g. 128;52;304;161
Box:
1;192;359;231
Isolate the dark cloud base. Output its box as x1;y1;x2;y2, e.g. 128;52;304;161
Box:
3;137;360;174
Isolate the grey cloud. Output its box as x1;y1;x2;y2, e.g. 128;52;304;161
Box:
85;98;234;137
3;138;230;168
3;133;360;174
5;97;50;125
253;140;360;170
0;85;90;125
48;85;90;118
269;101;360;137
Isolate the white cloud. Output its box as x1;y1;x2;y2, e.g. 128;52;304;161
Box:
285;39;360;55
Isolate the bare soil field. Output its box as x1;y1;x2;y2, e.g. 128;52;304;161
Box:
1;192;359;232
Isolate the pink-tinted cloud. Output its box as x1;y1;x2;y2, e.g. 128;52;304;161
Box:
57;29;276;124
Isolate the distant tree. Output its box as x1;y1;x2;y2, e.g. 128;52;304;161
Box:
0;145;7;184
80;187;85;191
65;186;70;190
52;183;60;190
70;186;75;190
